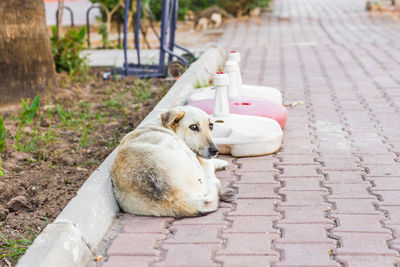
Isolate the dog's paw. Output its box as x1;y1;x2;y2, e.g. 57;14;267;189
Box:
219;187;236;203
210;177;221;187
213;159;229;171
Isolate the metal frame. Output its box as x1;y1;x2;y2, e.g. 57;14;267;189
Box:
86;5;102;48
111;0;195;78
56;6;75;28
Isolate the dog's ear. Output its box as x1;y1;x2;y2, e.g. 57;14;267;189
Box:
161;110;185;131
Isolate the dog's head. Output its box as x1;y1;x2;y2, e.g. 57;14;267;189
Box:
161;106;218;159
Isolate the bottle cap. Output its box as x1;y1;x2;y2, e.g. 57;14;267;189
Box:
228;51;241;63
213;72;229;86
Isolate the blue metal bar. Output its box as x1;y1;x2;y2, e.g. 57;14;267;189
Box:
135;0;142;65
167;0;178;63
86;5;102;48
123;0;130;76
56;6;75;28
174;43;195;61
163;46;188;66
159;0;170;73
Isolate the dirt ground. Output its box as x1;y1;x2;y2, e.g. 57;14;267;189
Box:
0;70;174;266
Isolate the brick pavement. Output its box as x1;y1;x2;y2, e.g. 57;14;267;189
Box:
98;0;400;266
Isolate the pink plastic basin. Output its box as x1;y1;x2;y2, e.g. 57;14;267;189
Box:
187;97;287;129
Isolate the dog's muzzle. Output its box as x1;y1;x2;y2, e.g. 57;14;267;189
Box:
209;145;219;157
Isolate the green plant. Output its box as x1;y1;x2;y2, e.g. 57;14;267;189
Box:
50;26;88;78
0;117;6;177
98;22;109;48
194;79;210;89
0;230;36;262
13;96;40;151
95;112;103;124
100;131;120;150
11;96;55;158
78;123;92;150
56;105;73;129
217;0;271;17
39;129;56;161
75;102;94;151
105;93;124;109
21;95;40;124
132;80;152;110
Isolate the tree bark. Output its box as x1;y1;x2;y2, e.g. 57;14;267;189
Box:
57;0;65;37
0;0;55;105
99;0;123;45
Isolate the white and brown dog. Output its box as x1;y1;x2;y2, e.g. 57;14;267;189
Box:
111;106;234;218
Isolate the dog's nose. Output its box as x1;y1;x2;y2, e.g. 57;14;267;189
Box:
209;146;218;156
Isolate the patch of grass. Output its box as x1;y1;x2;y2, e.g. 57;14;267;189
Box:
100;131;120;151
193;79;210;89
56;105;73;129
13;96;41;152
104;92;124;110
132;80;152;110
79;159;98;167
78;123;92;150
0;230;36;263
0;116;6;177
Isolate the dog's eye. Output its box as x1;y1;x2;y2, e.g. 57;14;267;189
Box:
209;123;214;130
189;124;199;131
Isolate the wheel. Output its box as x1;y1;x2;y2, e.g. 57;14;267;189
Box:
182;53;196;64
167;60;186;78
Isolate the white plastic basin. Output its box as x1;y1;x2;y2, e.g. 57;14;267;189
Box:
189;85;283;104
211;114;283;157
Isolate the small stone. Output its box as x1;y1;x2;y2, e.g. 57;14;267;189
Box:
10;151;32;162
61;156;75;166
6;196;32;211
23;126;33;134
2;158;20;171
40;118;50;127
0;206;9;221
107;121;119;127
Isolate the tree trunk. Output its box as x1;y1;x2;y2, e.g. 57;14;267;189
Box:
0;0;55;105
57;0;65;37
100;0;123;46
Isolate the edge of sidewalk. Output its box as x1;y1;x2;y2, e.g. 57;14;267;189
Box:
16;46;226;267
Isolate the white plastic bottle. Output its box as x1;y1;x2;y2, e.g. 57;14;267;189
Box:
224;60;240;98
227;51;242;87
227;50;283;104
213;72;230;118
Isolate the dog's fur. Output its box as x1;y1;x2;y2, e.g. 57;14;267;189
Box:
111;106;234;218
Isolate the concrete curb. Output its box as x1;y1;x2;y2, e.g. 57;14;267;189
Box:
16;46;226;267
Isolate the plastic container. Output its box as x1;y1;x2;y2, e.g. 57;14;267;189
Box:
188;51;283;104
188;97;287;129
196;72;283;157
212;113;283;157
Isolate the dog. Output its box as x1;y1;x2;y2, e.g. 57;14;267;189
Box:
111;106;234;218
194;6;232;31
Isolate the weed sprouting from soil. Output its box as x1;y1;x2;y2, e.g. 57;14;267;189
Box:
0;117;6;176
0;230;36;263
